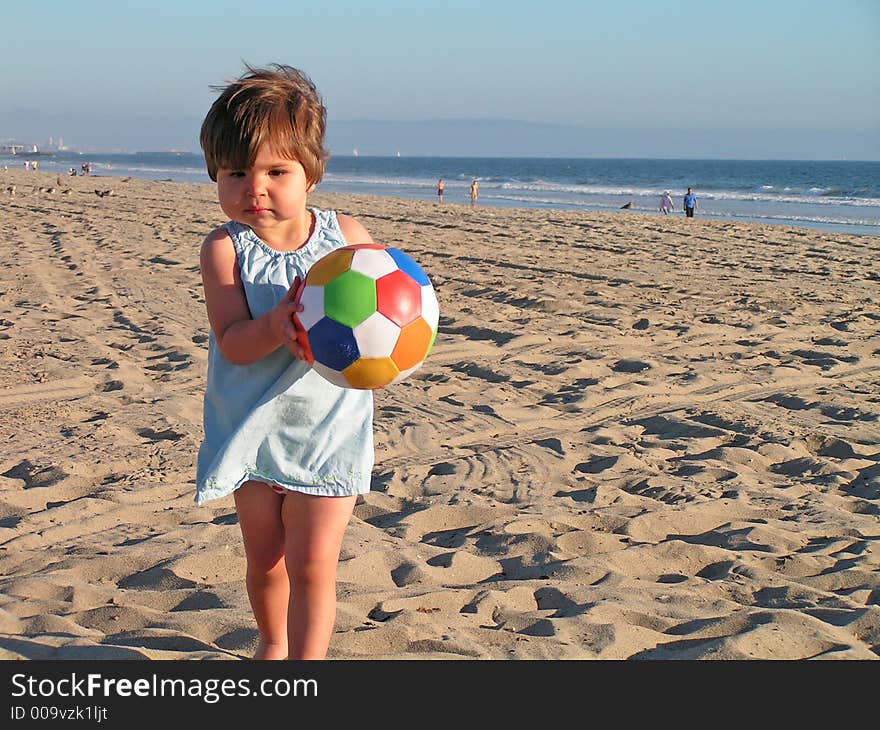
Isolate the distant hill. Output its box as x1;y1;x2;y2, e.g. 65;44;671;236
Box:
325;119;879;160
325;119;625;158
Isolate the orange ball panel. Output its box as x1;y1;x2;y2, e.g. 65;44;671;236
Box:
306;248;354;286
391;318;433;370
343;357;401;389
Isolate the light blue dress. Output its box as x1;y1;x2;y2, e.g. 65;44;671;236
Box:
195;209;374;505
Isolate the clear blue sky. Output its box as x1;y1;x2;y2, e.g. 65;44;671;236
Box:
1;0;877;159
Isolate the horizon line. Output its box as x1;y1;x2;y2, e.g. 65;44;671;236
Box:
5;149;876;163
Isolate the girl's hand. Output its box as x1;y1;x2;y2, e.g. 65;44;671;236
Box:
271;277;313;363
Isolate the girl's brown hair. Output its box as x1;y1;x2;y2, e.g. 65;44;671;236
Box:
200;63;328;184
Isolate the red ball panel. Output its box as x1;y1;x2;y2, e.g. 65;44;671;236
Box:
376;270;422;327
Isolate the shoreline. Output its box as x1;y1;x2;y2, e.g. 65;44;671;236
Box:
3;163;878;238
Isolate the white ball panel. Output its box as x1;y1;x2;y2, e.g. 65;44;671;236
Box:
392;361;423;384
298;286;325;331
311;361;351;388
350;249;397;279
353;312;401;358
420;285;439;332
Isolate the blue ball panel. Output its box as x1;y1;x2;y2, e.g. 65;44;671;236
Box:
308;318;360;371
387;248;430;286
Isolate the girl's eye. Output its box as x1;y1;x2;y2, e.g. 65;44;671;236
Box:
269;170;286;176
229;171;245;178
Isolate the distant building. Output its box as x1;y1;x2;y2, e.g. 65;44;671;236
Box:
0;141;26;155
0;141;52;156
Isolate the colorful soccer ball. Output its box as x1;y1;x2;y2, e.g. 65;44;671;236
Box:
294;244;439;389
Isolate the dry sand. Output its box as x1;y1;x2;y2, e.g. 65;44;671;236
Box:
0;168;878;660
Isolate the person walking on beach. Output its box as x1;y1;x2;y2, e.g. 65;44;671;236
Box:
683;187;698;218
196;63;377;660
470;179;479;206
437;178;444;203
660;191;674;214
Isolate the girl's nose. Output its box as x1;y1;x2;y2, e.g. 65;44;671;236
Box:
245;174;266;197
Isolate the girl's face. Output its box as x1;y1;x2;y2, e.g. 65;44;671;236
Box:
216;145;315;246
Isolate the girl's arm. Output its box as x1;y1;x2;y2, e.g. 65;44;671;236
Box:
200;228;304;365
337;214;375;244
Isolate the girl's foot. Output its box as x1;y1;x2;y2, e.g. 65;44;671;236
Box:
254;640;288;660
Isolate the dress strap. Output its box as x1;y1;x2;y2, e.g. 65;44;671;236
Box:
223;221;250;261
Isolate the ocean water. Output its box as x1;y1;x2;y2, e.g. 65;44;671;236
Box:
4;151;878;236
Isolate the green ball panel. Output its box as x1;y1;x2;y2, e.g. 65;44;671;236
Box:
324;271;377;327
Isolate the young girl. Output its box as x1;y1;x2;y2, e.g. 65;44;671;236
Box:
195;64;375;660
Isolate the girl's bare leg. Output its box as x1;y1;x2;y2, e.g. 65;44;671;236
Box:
281;492;357;660
233;481;288;659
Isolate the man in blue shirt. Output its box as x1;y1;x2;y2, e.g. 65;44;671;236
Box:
684;188;697;217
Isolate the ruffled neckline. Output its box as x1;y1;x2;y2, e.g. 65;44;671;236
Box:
228;208;323;258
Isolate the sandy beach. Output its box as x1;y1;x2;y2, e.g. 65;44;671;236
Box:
0;168;877;660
